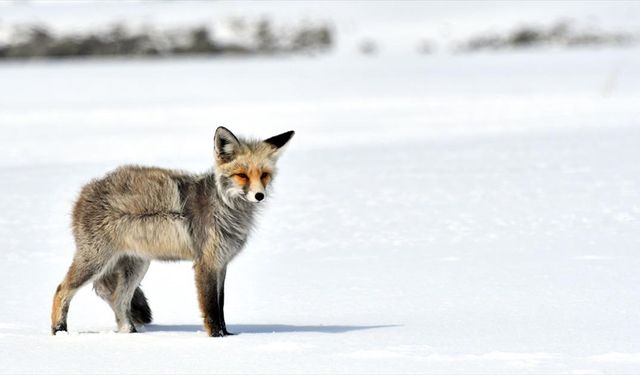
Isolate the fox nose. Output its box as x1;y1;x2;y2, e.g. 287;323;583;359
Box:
255;192;265;201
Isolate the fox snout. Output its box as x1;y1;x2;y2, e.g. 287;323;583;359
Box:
248;191;265;202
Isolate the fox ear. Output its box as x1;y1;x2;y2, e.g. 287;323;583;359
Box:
264;130;295;157
215;126;241;163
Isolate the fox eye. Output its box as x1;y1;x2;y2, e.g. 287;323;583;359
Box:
235;173;248;179
261;172;270;179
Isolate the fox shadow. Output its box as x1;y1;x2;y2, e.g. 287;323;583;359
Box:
144;323;398;335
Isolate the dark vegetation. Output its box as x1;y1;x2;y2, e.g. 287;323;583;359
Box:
0;18;635;60
0;19;333;60
457;21;636;52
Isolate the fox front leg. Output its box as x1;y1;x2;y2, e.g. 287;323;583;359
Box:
217;267;234;336
195;261;224;337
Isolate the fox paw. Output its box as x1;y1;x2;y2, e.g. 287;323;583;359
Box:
209;328;226;337
51;322;67;335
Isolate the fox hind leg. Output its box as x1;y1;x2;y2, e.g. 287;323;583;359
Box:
93;271;118;310
51;248;115;335
94;272;152;327
94;256;150;333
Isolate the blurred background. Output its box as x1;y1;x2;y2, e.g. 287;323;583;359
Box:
1;1;640;373
2;0;640;166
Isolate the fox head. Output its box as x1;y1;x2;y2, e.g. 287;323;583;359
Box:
214;126;294;204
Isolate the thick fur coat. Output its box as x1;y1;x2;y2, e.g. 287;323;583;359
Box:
51;127;294;336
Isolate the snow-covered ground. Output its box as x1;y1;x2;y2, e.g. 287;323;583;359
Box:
1;2;640;374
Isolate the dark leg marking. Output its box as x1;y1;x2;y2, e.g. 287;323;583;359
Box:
195;262;224;337
218;267;234;336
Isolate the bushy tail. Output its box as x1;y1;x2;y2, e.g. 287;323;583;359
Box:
130;287;152;325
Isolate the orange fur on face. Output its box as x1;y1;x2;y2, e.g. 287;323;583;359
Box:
248;169;260;186
231;174;248;186
216;141;278;195
261;173;271;187
227;166;273;190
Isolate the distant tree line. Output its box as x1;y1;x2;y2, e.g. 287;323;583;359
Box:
0;19;333;60
456;21;636;52
355;20;636;57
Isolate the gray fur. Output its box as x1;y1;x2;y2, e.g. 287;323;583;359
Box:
51;127;294;336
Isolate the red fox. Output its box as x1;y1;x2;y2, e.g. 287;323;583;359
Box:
51;127;294;337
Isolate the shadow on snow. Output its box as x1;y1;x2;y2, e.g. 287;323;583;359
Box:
144;323;399;334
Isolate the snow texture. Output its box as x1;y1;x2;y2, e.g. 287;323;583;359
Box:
1;1;640;374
